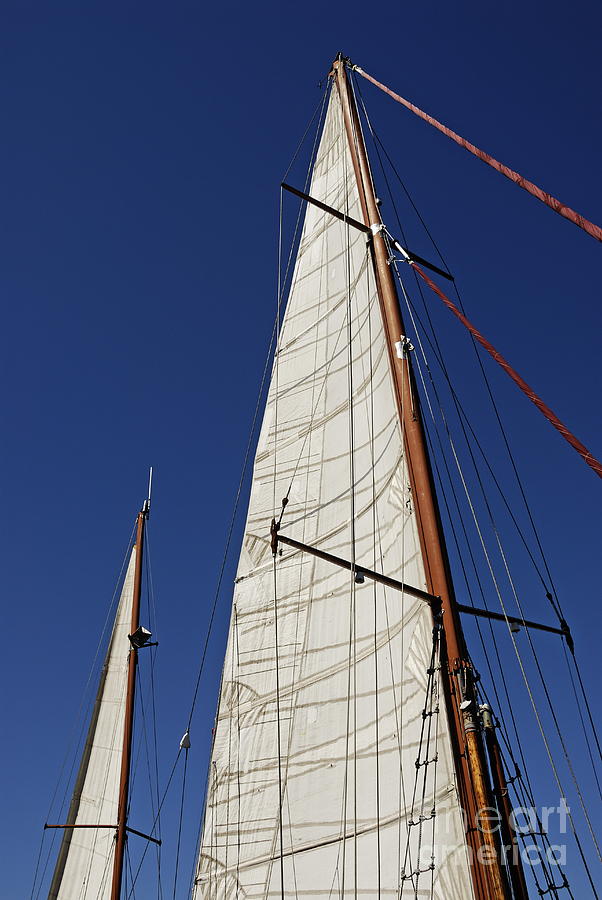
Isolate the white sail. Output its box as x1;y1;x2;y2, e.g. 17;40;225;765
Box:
49;548;136;899
193;87;474;898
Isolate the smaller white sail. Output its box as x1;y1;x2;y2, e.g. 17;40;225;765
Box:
48;548;136;900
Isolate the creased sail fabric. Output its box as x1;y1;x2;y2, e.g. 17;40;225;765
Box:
49;548;136;899
193;87;474;898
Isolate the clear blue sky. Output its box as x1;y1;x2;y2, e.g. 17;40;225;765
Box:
2;2;600;898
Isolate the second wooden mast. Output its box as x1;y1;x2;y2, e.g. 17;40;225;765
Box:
332;56;511;900
110;500;149;900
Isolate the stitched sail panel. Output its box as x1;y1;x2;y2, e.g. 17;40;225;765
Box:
193;88;474;898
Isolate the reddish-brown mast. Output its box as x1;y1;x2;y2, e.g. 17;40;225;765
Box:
110;501;148;900
331;56;510;899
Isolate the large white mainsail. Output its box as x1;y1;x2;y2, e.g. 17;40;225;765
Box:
48;548;136;899
193;85;474;898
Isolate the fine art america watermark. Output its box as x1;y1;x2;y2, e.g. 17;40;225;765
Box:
425;799;571;869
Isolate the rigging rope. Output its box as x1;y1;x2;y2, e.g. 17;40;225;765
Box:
351;63;602;243
410;262;602;479
353;84;593;893
171;747;189;900
355;91;602;810
394;264;590;894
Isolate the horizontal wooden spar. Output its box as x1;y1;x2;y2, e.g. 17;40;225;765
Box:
275;532;569;643
281;182;454;281
282;182;369;233
456;602;570;640
44;823;161;846
276;531;440;606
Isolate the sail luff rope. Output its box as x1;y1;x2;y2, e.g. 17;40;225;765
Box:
352;64;602;244
402;277;600;894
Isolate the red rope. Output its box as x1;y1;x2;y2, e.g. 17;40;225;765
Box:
410;263;602;479
354;66;602;244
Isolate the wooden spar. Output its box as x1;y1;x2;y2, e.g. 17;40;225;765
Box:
281;181;455;281
110;503;147;900
331;56;509;899
44;823;161;847
275;530;440;604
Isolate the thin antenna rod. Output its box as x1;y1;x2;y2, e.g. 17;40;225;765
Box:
147;466;153;504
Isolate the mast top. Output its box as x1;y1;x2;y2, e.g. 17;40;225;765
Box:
142;466;153;518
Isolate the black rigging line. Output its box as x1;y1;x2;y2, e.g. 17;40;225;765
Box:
351;78;598;894
143;531;164;896
127;751;183;898
355;74;602;861
405;271;601;892
172;747;189;900
181;92;332;900
281;80;330;184
354;76;600;787
186;78;329;730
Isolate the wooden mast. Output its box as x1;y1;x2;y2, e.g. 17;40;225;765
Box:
483;704;530;899
110;501;148;900
331;55;510;899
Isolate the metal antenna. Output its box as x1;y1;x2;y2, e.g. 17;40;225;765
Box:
144;466;153;517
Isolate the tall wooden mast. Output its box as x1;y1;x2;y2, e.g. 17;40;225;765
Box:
332;55;510;899
110;500;149;900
